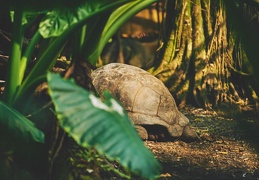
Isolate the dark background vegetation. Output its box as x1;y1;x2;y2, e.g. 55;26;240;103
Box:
0;0;259;179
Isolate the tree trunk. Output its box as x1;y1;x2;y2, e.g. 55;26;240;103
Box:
150;0;257;110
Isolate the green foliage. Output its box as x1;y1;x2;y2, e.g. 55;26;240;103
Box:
6;0;141;107
38;1;129;38
47;73;161;179
89;0;158;63
0;0;160;178
0;101;44;143
5;0;90;12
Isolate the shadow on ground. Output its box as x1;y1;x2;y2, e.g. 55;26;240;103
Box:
145;107;259;180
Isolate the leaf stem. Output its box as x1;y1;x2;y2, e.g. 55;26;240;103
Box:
19;31;42;84
4;8;24;105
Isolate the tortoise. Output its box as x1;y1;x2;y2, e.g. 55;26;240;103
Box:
91;63;198;141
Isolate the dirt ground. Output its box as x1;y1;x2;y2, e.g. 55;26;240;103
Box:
55;106;259;180
145;106;259;180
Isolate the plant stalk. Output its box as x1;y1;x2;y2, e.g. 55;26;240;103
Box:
4;8;24;105
19;31;42;84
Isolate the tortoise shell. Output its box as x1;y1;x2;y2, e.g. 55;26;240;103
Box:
91;63;192;139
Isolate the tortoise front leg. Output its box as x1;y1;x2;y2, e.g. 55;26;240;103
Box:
135;125;148;140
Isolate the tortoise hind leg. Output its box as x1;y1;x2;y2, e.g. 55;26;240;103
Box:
135;125;148;140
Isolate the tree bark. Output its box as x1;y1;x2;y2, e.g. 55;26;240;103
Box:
150;0;256;109
150;0;192;108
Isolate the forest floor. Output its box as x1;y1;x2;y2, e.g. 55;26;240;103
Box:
2;54;258;179
145;106;259;180
55;105;259;180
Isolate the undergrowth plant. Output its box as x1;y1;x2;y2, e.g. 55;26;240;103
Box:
0;0;161;179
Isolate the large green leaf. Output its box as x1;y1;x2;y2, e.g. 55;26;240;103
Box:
3;0;89;12
39;0;129;38
0;101;45;143
88;0;158;64
47;73;161;179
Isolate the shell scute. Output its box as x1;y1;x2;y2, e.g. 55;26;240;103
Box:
132;86;160;116
91;63;193;139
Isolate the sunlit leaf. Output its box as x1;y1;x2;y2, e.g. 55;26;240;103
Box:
3;0;89;12
47;73;161;179
39;0;129;38
88;0;158;64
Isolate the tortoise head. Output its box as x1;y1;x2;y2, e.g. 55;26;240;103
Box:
167;112;199;141
181;125;200;142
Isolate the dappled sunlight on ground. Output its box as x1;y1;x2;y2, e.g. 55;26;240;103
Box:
145;106;259;179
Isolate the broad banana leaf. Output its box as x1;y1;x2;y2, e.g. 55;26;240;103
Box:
39;0;130;38
47;72;161;179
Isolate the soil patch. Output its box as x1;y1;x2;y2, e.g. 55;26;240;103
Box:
145;106;259;180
